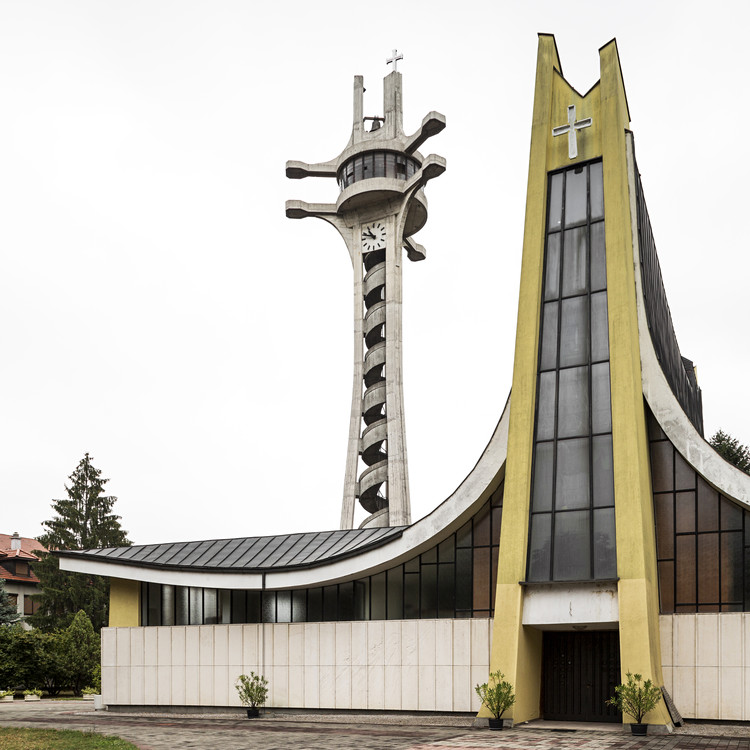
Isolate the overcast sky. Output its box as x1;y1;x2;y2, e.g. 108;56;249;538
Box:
1;0;748;546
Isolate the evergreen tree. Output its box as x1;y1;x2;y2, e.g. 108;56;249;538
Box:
710;430;750;475
59;610;100;696
28;454;130;632
0;579;20;626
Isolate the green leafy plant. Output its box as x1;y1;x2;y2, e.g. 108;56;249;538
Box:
23;688;43;697
606;672;662;724
0;689;14;698
235;672;269;709
474;670;516;720
82;687;98;695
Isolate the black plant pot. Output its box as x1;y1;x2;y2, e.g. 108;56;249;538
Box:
488;718;504;730
246;707;260;718
630;723;647;736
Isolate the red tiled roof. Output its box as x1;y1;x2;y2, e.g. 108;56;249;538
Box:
0;534;47;558
0;562;40;585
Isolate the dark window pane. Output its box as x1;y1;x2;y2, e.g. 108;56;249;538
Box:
675;536;696;604
387;566;403;619
247;591;261;623
293;589;307;622
540;302;559;371
590;291;609;363
404;573;419;618
276;590;292;623
647;412;666;441
438;563;455;617
473;501;491;547
473;547;490;612
548;172;563;232
491;504;503;544
556;437;590;510
532;441;554;512
675;492;696;534
491;546;499;612
354;579;369;621
650;442;674;492
189;587;203;625
421;563;438;618
557;366;589;438
592;434;615;507
654;494;675;558
148;583;161;627
559;296;588;368
590;222;606;291
323;585;337;621
262;591;276;623
231;590;246;624
371;572;386;620
338;582;354;621
721;531;743;603
553;510;590;580
698;534;720;604
528;513;552;581
721;498;743;531
307;588;322;622
697;478;719;531
591;362;612;434
161;585;175;626
675;452;695;491
204;588;218;625
455;548;473;609
659;560;675;613
421;546;437;564
439;536;455;563
374;152;385;178
593;508;617;579
404;557;419;573
545;235;561;301
590;162;604;220
562;227;588;296
536;371;557;441
564;167;587;226
456;520;472;548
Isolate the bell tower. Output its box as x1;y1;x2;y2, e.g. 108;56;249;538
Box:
286;53;445;529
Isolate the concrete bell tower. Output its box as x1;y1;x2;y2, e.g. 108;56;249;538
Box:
286;53;445;529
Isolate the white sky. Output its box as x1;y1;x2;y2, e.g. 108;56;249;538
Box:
1;1;748;546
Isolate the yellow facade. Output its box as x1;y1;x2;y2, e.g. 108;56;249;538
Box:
489;35;670;726
109;577;140;627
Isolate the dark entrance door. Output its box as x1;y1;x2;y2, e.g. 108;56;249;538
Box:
541;630;621;722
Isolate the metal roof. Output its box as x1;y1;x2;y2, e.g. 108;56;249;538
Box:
55;526;406;573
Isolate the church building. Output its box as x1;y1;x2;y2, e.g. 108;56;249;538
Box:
58;35;750;727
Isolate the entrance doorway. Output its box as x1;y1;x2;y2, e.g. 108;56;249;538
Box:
541;630;621;722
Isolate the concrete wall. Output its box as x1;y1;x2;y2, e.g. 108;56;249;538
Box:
101;618;492;712
661;613;750;720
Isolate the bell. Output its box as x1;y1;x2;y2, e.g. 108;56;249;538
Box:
369;118;381;132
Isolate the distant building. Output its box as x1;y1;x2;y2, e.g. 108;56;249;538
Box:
0;532;45;628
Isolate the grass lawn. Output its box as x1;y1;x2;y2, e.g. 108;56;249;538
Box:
0;727;138;749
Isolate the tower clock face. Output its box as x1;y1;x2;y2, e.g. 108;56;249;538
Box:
361;221;387;252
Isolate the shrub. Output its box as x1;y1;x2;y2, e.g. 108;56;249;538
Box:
606;672;662;724
475;670;516;720
235;672;269;708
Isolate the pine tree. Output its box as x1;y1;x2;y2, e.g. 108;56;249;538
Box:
0;579;20;625
710;430;750;475
28;454;130;632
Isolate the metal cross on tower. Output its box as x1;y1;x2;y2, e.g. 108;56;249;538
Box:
552;104;592;160
386;49;403;72
285;65;445;530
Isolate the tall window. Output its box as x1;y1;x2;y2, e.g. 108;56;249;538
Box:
527;161;617;582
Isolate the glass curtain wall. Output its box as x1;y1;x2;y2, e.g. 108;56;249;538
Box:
527;161;617;582
140;482;503;626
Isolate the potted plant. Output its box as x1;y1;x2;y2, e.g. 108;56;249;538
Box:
606;672;663;735
236;672;269;718
0;689;14;702
23;688;43;702
475;670;515;730
82;687;97;701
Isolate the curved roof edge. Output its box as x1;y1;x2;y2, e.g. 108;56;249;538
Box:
628;133;750;509
59;395;511;589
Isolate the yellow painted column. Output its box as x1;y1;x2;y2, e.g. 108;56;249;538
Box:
109;577;140;627
599;40;671;727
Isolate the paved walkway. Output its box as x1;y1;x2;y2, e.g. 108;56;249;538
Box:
1;701;749;750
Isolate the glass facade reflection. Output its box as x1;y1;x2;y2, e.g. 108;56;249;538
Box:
140;482;504;626
337;151;420;190
527;161;617;582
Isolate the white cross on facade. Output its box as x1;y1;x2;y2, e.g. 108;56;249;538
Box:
386;49;403;72
552;105;592;160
